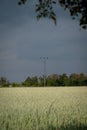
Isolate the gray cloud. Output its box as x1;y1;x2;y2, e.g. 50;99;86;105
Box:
0;0;87;82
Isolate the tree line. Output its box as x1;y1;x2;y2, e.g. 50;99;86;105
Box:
0;73;87;87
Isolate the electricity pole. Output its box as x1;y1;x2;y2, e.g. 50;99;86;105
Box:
40;57;48;87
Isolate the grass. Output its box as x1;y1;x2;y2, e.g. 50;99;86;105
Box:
0;87;87;130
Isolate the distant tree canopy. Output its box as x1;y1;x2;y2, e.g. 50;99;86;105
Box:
0;73;87;87
46;73;87;86
22;76;38;86
0;77;9;87
18;0;87;29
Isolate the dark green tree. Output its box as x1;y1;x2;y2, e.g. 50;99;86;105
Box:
57;74;68;86
78;73;87;86
81;79;87;86
47;74;59;86
18;0;87;29
23;76;32;86
0;77;9;87
23;76;38;86
32;76;38;86
39;76;44;86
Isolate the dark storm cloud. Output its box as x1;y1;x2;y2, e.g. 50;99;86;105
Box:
0;0;87;82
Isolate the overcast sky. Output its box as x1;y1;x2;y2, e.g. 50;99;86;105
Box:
0;0;87;82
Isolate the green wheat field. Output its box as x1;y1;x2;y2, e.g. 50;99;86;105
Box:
0;87;87;130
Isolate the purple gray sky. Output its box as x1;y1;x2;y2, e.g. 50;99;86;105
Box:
0;0;87;82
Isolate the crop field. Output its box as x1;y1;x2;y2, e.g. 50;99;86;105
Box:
0;87;87;130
